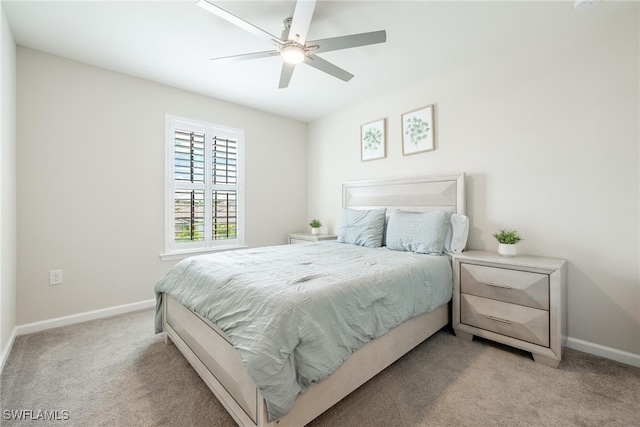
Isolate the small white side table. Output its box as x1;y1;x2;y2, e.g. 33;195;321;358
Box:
287;233;337;245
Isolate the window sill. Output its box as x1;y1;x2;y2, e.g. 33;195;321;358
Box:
160;245;249;262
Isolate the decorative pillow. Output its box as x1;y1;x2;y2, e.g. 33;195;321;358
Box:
386;210;453;255
444;214;470;254
337;208;387;248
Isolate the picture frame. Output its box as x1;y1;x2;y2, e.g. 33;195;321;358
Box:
402;105;435;155
360;118;386;161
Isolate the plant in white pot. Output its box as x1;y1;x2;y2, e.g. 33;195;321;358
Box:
309;219;322;235
493;228;522;257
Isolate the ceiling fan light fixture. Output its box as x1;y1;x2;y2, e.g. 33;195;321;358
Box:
281;43;306;65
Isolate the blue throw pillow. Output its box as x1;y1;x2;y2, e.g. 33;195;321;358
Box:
337;208;386;248
386;210;453;255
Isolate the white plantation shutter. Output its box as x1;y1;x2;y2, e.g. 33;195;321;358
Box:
211;136;238;241
165;116;244;255
174;130;205;243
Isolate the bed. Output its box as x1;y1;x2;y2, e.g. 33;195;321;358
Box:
155;173;466;426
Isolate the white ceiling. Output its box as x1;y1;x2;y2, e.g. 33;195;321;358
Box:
2;0;626;122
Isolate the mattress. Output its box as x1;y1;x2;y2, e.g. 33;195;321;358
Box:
154;241;452;420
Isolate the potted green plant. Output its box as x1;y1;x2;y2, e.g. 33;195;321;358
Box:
309;219;322;235
493;228;522;257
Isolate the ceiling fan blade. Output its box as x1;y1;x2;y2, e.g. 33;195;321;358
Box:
197;0;282;45
211;50;280;64
308;30;387;54
305;54;354;82
278;62;296;89
287;0;316;44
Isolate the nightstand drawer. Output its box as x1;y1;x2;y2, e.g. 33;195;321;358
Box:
461;294;549;347
461;264;549;310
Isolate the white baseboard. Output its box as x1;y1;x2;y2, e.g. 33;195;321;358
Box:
566;337;640;368
15;299;156;336
0;327;17;373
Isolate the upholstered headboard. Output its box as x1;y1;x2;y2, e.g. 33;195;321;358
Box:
343;173;465;215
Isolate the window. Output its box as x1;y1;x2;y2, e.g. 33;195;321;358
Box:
164;115;244;258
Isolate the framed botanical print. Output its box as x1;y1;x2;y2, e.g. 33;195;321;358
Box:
402;105;435;155
361;118;386;161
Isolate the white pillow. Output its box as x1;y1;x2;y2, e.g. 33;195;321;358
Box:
444;214;469;254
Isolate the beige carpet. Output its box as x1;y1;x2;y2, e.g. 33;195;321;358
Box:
1;309;638;427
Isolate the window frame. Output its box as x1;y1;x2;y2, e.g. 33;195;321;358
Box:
162;115;245;260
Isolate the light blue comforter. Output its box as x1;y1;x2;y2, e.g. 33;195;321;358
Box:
154;241;452;421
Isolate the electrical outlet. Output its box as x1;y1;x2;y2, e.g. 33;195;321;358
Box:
49;269;63;285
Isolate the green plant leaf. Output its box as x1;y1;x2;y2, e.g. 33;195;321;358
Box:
492;228;523;244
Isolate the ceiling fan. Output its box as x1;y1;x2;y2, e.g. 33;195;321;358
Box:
196;0;387;89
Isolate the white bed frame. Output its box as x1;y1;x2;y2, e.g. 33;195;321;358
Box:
161;173;465;427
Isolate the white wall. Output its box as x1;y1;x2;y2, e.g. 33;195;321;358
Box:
308;7;639;355
0;3;17;363
16;48;308;325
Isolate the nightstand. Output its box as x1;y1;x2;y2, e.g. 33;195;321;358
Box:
287;233;337;244
452;250;566;368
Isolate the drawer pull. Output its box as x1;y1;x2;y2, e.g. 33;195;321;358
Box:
486;315;512;324
485;282;512;289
